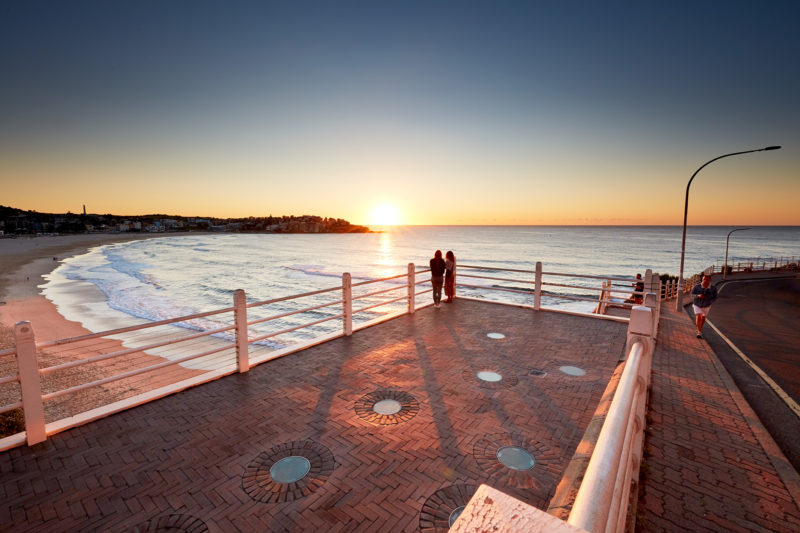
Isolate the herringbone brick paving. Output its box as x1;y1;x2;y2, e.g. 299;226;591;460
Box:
0;299;627;532
638;304;800;532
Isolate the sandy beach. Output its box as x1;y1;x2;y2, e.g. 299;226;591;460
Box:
0;232;207;336
0;233;208;428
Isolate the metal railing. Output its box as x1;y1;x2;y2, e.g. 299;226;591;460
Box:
457;263;644;316
668;255;800;299
1;260;638;449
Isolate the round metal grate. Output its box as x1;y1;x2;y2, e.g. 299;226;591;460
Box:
462;366;518;389
477;370;503;382
529;368;547;377
419;484;479;532
473;433;560;496
559;365;586;376
496;446;535;470
242;440;335;503
355;390;419;425
373;399;402;415
449;506;466;527
270;456;311;484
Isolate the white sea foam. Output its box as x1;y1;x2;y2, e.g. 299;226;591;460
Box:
42;227;800;358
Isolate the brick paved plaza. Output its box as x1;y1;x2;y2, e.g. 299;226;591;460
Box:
0;299;628;532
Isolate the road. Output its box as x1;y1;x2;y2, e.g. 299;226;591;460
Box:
690;275;800;469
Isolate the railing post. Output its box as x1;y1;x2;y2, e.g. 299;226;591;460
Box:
233;289;249;373
626;305;655;359
343;272;352;336
644;290;659;339
571;305;654;532
407;263;416;315
534;261;542;311
15;321;46;446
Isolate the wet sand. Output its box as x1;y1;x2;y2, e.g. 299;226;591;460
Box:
0;233;192;337
0;233;208;425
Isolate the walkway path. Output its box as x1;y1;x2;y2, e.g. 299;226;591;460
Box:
0;299;627;532
638;303;800;532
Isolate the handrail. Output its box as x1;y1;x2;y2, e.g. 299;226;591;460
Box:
353;284;406;300
248;313;344;343
246;284;342;308
0;401;23;414
0;374;19;386
568;335;650;532
41;343;234;401
34;306;236;349
457;273;529;284
39;323;237;375
247;300;343;326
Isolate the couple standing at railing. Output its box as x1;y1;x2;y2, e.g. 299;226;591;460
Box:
429;250;456;308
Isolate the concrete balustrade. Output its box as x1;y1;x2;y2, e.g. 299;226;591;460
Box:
14;322;46;446
568;304;654;532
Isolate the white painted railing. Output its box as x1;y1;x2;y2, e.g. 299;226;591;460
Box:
0;261;641;450
567;304;655;532
670;255;799;300
457;262;647;314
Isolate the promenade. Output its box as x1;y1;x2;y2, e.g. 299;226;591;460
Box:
2;294;800;531
0;299;628;532
638;301;800;532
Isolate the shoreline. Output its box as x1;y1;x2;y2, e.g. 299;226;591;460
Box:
0;233;198;339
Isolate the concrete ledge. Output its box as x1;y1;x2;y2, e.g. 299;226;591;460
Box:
451;484;588;533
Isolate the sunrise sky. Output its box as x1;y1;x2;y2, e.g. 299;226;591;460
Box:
1;1;798;226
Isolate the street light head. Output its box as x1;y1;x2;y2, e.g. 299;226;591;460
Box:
763;145;781;151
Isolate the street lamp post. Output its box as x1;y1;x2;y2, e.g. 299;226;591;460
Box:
723;227;751;280
676;146;781;310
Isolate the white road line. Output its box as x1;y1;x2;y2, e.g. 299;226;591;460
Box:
707;319;800;420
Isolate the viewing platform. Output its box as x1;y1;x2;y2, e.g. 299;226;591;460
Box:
1;263;799;531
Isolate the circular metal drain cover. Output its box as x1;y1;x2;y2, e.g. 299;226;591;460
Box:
477;370;502;382
487;332;505;339
355;390;419;425
270;456;311;484
420;484;478;532
242;440;334;503
128;514;208;532
473;433;560;497
530;368;547;377
449;506;466;527
373;399;402;415
462;366;518;389
560;365;586;376
497;446;535;470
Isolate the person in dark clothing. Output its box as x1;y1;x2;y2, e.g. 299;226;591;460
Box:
430;250;446;308
691;275;718;339
444;250;456;303
634;273;644;304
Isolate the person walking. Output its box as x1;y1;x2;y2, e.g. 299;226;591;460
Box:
444;251;456;303
430;250;446;308
691;275;718;338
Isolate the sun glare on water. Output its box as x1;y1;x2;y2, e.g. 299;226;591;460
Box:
370;204;400;226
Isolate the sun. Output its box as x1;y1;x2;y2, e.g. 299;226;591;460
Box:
370;203;400;226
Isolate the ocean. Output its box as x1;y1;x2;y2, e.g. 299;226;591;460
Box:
42;226;799;348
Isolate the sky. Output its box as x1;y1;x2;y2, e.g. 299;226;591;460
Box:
1;1;798;226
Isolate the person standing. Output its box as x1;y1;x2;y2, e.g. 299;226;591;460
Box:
691;275;718;338
633;273;644;304
444;251;456;303
430;250;446;308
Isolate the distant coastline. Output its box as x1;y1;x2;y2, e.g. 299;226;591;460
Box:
0;205;373;236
